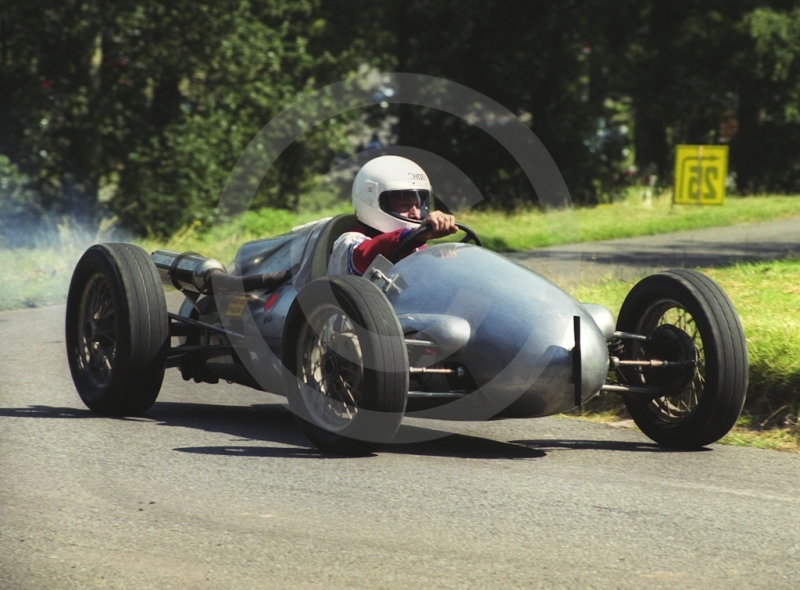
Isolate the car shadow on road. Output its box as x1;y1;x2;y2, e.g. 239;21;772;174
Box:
0;403;709;458
154;403;549;460
0;405;95;419
0;401;311;454
383;424;546;459
510;439;711;453
0;402;547;459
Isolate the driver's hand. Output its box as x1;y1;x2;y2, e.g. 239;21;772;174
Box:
417;211;457;241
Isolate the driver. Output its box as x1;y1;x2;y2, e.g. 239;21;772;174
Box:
328;155;457;276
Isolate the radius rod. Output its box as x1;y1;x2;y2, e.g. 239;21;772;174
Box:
609;356;695;369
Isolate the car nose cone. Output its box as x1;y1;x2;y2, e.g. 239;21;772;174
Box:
388;244;609;420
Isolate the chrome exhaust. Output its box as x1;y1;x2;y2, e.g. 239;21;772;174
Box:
151;250;292;295
151;250;227;294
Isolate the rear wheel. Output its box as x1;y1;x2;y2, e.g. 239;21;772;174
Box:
616;269;748;448
282;276;408;455
65;243;168;415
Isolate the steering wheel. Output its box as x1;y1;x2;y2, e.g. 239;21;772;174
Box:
390;222;482;263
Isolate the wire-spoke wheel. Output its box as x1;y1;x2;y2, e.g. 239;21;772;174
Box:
282;276;408;455
297;305;365;432
66;243;168;415
75;272;117;389
616;270;748;448
634;304;704;423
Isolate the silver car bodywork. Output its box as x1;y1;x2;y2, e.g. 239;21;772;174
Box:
172;215;612;420
66;213;747;452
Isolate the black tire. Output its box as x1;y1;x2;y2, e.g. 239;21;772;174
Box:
282;276;409;455
616;269;748;448
65;243;169;415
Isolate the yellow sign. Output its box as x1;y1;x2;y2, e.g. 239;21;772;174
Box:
674;145;728;205
225;293;251;317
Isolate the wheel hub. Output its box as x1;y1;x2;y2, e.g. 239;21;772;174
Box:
83;320;96;340
640;324;697;396
321;353;338;380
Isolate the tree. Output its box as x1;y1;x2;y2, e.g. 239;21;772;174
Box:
0;0;373;237
331;0;641;208
0;0;108;227
4;0;800;242
614;0;800;194
107;0;360;235
734;4;800;193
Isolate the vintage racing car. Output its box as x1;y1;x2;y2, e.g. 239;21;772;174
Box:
65;215;749;454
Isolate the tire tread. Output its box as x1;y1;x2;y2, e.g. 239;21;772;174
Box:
65;243;168;415
617;269;748;447
282;275;408;455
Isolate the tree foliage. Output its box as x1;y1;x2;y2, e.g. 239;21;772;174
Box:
2;0;800;240
0;0;363;237
736;3;800;192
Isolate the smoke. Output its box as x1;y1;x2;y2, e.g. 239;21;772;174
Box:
0;212;134;311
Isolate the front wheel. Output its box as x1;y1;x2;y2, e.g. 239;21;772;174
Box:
616;269;748;448
65;243;169;415
282;276;409;455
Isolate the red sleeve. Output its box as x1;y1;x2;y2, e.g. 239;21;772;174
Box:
351;229;424;275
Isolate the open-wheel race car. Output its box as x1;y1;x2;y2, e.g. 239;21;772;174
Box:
65;215;749;455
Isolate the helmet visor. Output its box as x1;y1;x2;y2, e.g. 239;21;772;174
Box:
379;189;431;221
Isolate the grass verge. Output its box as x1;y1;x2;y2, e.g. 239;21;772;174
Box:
146;191;800;259
0;224;107;311
459;192;800;251
4;192;797;311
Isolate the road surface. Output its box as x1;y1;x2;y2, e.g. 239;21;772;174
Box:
508;216;800;285
2;218;800;589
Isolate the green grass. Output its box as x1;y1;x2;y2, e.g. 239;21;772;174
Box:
0;247;85;310
570;258;800;452
148;190;800;261
459;191;800;251
719;418;800;452
0;223;108;311
2;192;798;311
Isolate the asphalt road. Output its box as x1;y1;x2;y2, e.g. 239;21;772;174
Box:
507;216;800;285
2;219;800;589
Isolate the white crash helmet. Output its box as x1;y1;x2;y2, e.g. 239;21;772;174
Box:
352;155;432;233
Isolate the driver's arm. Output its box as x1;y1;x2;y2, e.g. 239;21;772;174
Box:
350;229;413;275
334;212;457;276
352;212;457;273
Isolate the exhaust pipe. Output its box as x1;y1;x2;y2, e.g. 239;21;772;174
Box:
151;250;226;294
151;250;291;294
